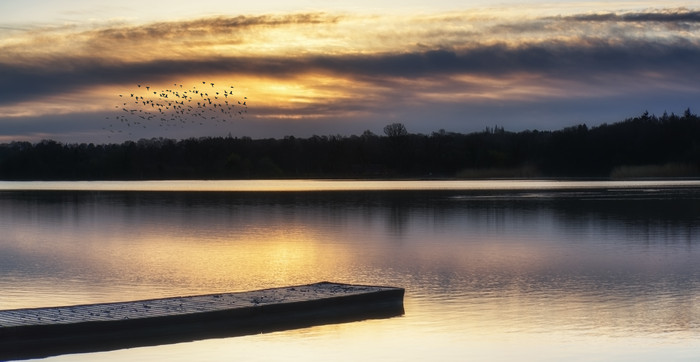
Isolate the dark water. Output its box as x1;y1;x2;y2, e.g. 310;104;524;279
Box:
1;181;699;361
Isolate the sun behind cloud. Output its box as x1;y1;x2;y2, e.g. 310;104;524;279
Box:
0;6;699;141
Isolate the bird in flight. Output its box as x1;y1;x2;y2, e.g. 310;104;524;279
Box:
108;81;248;136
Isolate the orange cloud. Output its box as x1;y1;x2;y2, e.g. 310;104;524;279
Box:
1;7;699;139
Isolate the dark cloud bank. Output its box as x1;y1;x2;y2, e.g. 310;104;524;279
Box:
1;37;699;105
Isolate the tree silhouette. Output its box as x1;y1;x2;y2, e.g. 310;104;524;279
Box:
383;123;408;137
0;110;698;180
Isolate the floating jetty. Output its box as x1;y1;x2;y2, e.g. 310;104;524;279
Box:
0;282;404;360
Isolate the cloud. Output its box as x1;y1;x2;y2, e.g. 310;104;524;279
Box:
1;7;699;138
90;13;341;44
2;35;698;106
562;8;700;23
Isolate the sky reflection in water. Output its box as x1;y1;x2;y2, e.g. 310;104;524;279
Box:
0;181;699;361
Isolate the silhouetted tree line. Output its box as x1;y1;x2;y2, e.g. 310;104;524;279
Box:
1;110;699;180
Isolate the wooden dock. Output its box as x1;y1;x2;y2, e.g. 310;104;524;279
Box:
0;282;404;360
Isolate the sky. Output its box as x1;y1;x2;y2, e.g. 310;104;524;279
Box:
1;0;699;143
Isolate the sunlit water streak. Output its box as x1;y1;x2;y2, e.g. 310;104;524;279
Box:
1;180;699;361
2;179;700;191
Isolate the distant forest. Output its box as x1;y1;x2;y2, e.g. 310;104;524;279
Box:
1;109;699;180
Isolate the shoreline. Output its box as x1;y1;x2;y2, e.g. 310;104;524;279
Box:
1;178;700;193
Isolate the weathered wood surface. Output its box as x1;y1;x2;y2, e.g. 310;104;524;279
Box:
0;282;405;360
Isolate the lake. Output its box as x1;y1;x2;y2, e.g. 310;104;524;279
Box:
1;180;699;361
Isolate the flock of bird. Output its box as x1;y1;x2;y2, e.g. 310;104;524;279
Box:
105;82;247;137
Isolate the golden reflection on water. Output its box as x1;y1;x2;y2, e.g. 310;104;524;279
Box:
1;219;355;308
1;183;699;361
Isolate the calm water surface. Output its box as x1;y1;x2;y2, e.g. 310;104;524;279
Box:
1;180;699;361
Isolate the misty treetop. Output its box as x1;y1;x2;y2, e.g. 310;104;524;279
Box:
1;110;699;180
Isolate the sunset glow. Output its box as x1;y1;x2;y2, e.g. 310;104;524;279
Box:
1;1;699;142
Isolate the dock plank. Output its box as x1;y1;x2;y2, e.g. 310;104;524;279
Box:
0;282;404;360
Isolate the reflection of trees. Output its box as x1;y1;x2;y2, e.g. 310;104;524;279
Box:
443;190;700;245
304;189;700;245
13;188;696;246
206;189;700;245
387;197;411;238
550;194;700;245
